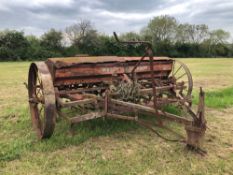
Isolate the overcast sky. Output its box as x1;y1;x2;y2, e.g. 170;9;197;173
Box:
0;0;232;38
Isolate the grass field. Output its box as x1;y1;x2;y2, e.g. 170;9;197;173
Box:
0;58;233;175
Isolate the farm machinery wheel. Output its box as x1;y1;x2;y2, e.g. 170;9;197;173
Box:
170;60;193;99
28;62;56;139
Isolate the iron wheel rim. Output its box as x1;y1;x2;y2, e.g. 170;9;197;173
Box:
170;60;193;99
28;62;56;139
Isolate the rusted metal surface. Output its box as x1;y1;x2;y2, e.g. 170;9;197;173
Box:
28;62;56;139
27;32;207;151
47;56;171;68
54;62;172;77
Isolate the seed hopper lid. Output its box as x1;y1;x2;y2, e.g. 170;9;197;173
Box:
47;56;172;68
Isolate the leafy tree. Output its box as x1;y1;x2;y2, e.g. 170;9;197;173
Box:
142;15;178;44
204;29;230;56
39;28;64;58
0;15;233;61
65;20;93;45
175;24;209;44
26;35;42;60
186;24;209;43
0;30;29;60
118;32;145;56
209;29;230;44
76;29;101;55
119;32;141;41
40;28;63;52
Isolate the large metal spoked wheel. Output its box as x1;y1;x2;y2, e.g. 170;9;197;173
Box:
170;60;193;99
28;62;56;139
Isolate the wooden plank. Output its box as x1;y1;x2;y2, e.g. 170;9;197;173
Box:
70;112;103;124
58;87;107;95
57;98;97;107
110;99;192;125
54;76;113;86
139;85;174;94
106;113;136;121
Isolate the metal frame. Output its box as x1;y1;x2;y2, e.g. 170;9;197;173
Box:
27;33;207;150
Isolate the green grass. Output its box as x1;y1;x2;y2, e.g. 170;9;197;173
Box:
193;87;233;109
1;59;233;175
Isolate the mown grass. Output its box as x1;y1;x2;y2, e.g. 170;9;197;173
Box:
1;59;233;175
179;58;233;90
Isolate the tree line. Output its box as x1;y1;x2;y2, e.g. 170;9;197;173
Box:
0;15;232;61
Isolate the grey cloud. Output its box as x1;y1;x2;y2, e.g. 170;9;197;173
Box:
96;0;165;12
0;0;232;38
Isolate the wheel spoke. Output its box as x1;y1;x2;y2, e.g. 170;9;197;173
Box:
176;72;187;81
37;89;43;98
36;72;45;128
36;87;40;96
171;61;175;75
36;89;41;99
39;105;43;117
37;73;42;85
170;60;193;99
173;65;182;76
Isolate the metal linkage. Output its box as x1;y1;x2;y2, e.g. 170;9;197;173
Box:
113;32;160;123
